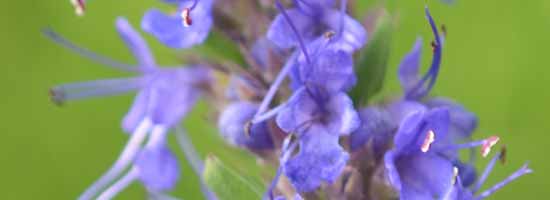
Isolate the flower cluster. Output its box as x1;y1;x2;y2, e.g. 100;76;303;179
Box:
48;0;531;199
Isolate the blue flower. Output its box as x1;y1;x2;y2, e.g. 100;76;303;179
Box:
45;17;211;200
142;0;214;48
383;106;454;199
218;102;274;150
275;89;359;192
349;106;396;156
267;0;366;52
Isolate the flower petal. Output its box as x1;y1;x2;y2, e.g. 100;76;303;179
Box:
141;3;213;49
267;9;315;49
322;10;368;52
425;97;478;139
398;38;423;93
115;17;156;71
134;146;180;192
395;153;454;198
283;126;349;192
122;90;150;133
350;107;395;153
218;102;274;149
276;89;317;133
325;92;360;135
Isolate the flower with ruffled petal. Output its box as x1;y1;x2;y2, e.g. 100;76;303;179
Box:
218;102;274;150
275;88;359;192
349;106;396;156
383;106;454;199
267;0;366;52
142;0;214;48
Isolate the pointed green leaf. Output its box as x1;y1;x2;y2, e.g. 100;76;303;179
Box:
350;13;394;106
203;155;263;200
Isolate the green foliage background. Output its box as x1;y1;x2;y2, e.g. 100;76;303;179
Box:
1;0;548;199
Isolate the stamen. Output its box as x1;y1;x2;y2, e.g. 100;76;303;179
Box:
96;168;139;200
70;0;86;16
253;1;313;122
49;77;143;105
181;0;200;27
476;163;532;199
443;135;500;157
421;130;436;153
42;29;139;72
144;125;169;149
175;127;217;200
251;102;287;124
481;136;500;157
181;8;193;27
78;118;152;200
451;166;459;185
499;146;507;164
405;5;443;100
472;151;502;193
264;136;299;200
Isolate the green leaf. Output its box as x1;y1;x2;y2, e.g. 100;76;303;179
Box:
350;13;394;106
203;155;264;200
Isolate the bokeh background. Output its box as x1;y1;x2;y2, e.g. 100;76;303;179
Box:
2;0;549;199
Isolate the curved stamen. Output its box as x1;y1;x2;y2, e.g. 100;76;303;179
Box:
42;29;139;72
475;163;532;199
405;5;443;100
472;150;502;193
253;0;312;125
442;136;500;158
274;0;312;65
181;0;201;27
96;168;139;200
78;118;152;200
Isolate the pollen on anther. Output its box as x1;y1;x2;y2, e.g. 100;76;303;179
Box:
70;0;85;16
421;130;436;153
181;8;193;27
49;88;65;106
451;166;459;185
481;136;500;157
499;145;507;164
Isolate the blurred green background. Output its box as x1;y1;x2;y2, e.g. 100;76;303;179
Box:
1;0;548;199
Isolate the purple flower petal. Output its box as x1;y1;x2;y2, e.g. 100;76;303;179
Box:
276;90;359;136
141;0;213;49
122;90;150;133
283;126;349;192
115;17;156;71
134;146;180;192
398;38;423;93
218;102;274;149
425;97;478;139
321;9;368;52
267;8;315;49
395;153;454;198
350;107;395;153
